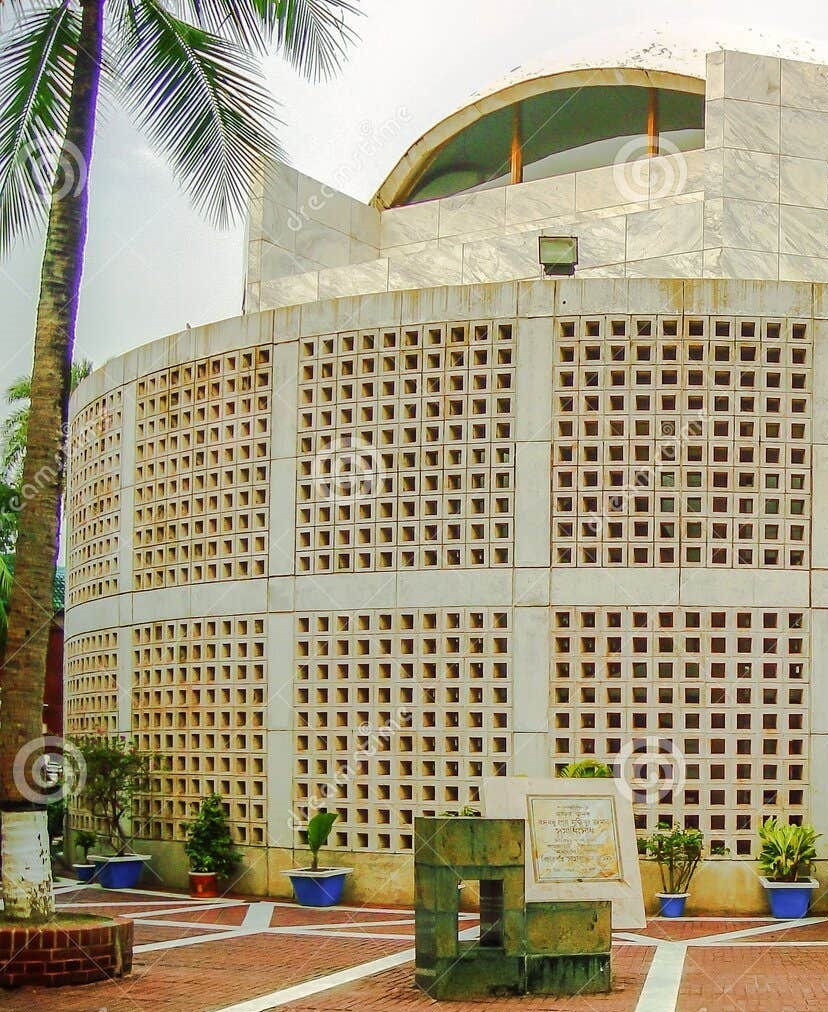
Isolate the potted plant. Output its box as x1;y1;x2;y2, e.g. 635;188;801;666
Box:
643;823;704;917
183;794;242;897
73;733;158;889
285;811;351;907
72;829;98;882
758;817;820;918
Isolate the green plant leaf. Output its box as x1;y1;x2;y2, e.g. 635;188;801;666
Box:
306;811;337;856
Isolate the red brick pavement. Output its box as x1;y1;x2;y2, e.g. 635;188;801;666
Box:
3;884;828;1012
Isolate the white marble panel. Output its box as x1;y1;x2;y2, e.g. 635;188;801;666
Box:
317;259;390;300
379;201;439;250
625;201;703;261
461;232;537;284
706;50;725;102
781;107;828;160
294;571;398;610
573;264;626;278
780;205;828;257
348;238;379;264
396;568;511;607
514;568;551;606
437;188;506;237
294;220;352;269
517;278;556;318
297;172;351;232
511;733;552;779
781;57;828;113
780;155;828;208
626;252;703;278
705;99;724;149
703;197;723;250
703;247;779;280
505;174;575;225
387;245;464;290
270;342;298;459
684;278;810;316
266;731;294;846
261;244;322;281
722;148;779;201
550;567;679;606
244;284;260;313
812;570;828;606
576;215;627;268
722;100;780;153
266;613;294;730
267;576;296;613
261;200;301;249
679;568;807;606
350;199;380;246
259;272;319;311
515;316;554;441
648;149;704;203
263;161;299;210
576;162;647;212
723;51;780;105
719;197;779;252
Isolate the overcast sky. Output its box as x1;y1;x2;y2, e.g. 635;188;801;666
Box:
5;0;828;412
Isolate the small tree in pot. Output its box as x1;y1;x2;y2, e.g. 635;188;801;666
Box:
643;823;704;917
183;794;242;897
72;830;97;882
72;733;158;888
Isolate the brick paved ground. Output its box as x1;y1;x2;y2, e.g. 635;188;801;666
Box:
1;880;828;1011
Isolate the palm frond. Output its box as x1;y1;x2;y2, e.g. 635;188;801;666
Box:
4;374;31;404
272;0;359;81
0;1;81;256
0;406;29;483
151;0;269;53
115;0;282;227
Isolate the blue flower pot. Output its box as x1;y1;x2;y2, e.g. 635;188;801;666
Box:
73;864;96;883
761;878;816;918
92;856;149;889
657;892;689;917
287;869;351;907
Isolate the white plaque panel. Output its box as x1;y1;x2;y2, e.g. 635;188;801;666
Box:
484;777;646;929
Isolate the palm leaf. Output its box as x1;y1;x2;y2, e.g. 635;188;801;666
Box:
272;0;359;81
115;0;283;226
0;1;80;255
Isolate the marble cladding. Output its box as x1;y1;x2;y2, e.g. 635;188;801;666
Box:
247;49;828;313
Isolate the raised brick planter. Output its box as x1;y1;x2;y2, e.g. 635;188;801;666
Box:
0;916;133;988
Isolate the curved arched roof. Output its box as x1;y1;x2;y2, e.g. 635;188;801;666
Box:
371;23;828;209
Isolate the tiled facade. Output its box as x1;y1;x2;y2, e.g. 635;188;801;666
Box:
64;49;828;902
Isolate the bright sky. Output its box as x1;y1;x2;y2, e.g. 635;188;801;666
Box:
4;0;828;409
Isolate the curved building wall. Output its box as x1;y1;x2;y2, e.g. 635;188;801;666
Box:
64;278;827;901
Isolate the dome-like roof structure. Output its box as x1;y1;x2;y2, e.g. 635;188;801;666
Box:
372;23;828;209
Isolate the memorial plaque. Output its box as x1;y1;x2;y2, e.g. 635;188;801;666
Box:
528;796;622;883
484;777;646;929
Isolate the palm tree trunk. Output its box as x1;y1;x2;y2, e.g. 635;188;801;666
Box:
0;0;104;922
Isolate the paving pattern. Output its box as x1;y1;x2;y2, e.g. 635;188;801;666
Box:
2;879;828;1011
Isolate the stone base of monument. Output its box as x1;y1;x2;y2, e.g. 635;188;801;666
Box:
414;817;612;999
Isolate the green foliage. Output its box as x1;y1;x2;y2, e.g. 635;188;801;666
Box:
559;759;613;778
305;811;337;871
643;823;704;895
72;734;159;855
73;829;97;863
758;818;820;882
439;806;481;817
184;794;242;877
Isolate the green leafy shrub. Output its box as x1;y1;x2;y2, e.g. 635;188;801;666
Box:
183;795;242;878
758;818;819;882
74;830;97;863
643;823;704;895
559;759;613;778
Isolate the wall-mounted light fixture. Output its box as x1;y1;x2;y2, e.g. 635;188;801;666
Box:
538;235;578;277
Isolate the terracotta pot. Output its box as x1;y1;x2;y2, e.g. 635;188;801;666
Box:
189;871;219;897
